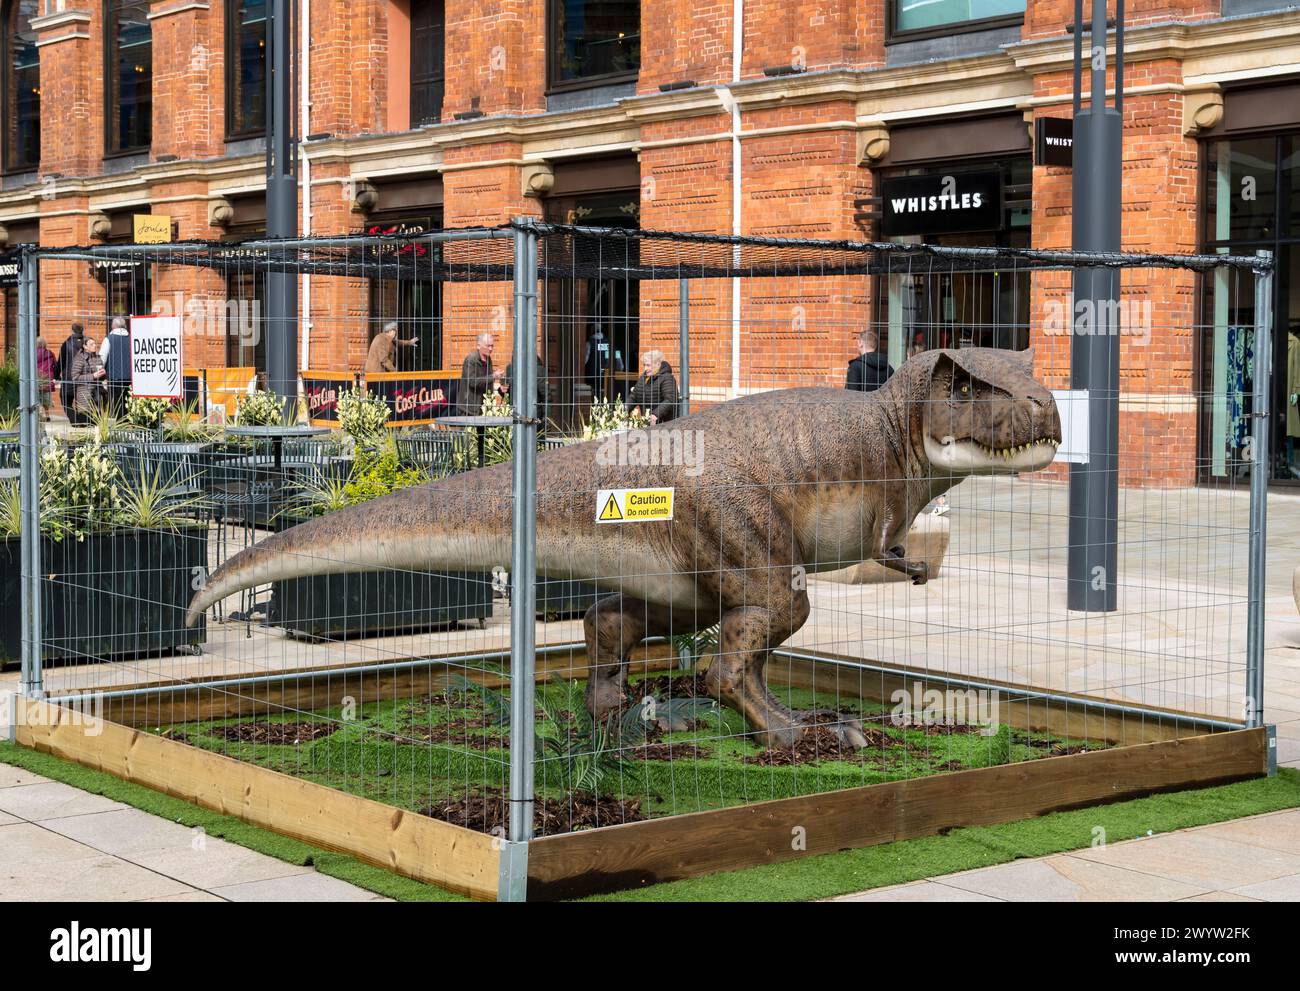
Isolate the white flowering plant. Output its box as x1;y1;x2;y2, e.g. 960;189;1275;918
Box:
337;386;391;441
581;395;649;441
39;442;123;541
125;395;172;430
235;390;289;427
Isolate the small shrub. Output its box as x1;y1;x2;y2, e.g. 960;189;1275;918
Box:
337;386;391;441
235;390;289;427
39;442;123;541
581;395;648;441
124;395;172;430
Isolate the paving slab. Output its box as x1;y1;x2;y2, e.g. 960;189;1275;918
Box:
935;855;1209;902
41;807;209;857
1228;872;1300;901
0;781;127;821
1;853;193;902
0;765;49;789
209;872;392;902
1071;831;1300;890
1192;809;1300;856
833;880;1000;902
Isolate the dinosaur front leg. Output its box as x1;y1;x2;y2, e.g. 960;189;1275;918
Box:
582;594;649;721
704;603;871;750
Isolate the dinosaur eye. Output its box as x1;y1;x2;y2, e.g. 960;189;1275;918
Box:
959;383;970;396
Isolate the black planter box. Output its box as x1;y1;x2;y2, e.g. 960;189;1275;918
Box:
535;578;605;619
0;526;209;668
267;568;494;640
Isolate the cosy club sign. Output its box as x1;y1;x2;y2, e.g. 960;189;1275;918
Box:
879;169;1004;237
365;373;458;426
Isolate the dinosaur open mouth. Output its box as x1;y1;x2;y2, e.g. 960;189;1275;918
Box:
924;434;1061;473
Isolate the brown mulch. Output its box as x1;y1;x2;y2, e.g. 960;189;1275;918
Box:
627;742;710;762
211;721;338;745
743;722;894;766
420;787;644;836
398;715;509;750
627;673;711;701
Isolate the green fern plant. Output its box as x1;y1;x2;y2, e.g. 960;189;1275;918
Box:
670;622;721;670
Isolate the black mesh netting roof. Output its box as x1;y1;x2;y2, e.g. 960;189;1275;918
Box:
28;222;1272;282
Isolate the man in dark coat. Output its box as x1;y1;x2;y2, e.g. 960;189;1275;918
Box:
459;332;502;415
628;350;679;424
57;323;85;423
846;330;893;393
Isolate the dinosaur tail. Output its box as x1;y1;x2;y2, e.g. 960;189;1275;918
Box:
185;483;511;628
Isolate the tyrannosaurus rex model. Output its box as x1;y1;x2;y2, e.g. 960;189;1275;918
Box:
187;347;1061;748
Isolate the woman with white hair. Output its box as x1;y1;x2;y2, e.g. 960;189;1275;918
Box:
628;349;679;425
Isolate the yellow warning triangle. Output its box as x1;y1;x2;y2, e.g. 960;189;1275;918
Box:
600;493;623;521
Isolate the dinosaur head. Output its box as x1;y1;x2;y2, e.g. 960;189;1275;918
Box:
913;348;1061;475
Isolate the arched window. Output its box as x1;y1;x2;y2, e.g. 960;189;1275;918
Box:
3;0;39;171
105;0;152;154
226;0;266;137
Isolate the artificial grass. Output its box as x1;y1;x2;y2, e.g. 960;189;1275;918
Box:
587;767;1300;902
0;740;468;903
160;680;1076;821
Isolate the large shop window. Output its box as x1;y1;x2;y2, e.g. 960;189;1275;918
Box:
876;157;1032;366
3;0;39;172
410;0;445;127
891;0;1025;38
366;217;443;373
1200;135;1300;482
225;268;266;371
226;0;267;138
542;190;640;429
549;0;639;88
105;0;152;154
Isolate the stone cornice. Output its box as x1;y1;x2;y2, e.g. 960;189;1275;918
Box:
30;11;92;32
1004;8;1300;73
147;2;212;20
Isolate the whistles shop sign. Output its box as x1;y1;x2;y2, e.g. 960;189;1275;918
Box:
879;169;1004;237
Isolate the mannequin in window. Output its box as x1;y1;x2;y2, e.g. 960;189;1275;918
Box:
583;327;623;398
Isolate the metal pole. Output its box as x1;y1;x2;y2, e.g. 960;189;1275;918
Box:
678;278;690;417
508;220;539;847
17;248;42;699
1246;251;1273;728
1067;0;1124;612
265;0;299;415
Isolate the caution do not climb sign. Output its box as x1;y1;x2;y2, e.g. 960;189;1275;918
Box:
596;488;674;523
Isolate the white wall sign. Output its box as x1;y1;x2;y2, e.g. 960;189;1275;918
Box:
1051;389;1091;464
130;316;183;399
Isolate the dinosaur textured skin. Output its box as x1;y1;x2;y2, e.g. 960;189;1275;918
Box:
187;348;1061;747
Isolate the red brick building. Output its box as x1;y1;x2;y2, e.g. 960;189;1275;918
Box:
0;0;1297;484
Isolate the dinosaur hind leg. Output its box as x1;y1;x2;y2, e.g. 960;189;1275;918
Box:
705;601;870;750
582;594;649;721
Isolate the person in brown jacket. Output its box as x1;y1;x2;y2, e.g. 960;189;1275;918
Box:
69;336;107;419
364;321;420;373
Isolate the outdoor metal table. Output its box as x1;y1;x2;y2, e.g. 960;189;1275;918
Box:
433;415;512;468
224;425;331;473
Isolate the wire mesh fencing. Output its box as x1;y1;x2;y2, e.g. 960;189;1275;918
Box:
9;224;1273;855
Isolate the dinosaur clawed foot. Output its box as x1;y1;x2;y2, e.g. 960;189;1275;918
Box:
755;709;871;750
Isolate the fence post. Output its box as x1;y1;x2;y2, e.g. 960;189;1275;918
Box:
1246;250;1273;729
506;219;539;895
17;247;42;699
679;278;690;417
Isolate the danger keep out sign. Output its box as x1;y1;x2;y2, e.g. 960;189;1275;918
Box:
596;488;674;523
130;316;183;399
